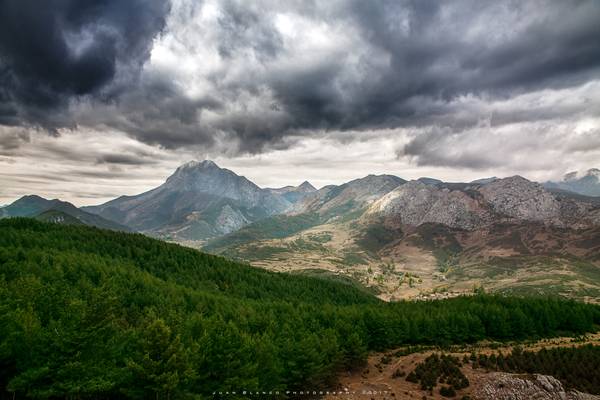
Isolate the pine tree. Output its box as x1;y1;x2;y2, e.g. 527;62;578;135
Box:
125;319;194;400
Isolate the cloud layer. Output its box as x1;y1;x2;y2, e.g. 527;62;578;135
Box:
0;0;170;130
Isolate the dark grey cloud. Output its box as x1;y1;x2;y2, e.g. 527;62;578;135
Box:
97;153;159;166
140;0;600;153
264;0;600;132
1;0;600;161
0;128;30;152
0;0;171;130
216;0;283;60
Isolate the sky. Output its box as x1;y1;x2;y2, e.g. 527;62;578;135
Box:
1;0;599;206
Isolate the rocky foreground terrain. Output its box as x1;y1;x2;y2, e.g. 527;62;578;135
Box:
325;334;600;400
474;373;598;400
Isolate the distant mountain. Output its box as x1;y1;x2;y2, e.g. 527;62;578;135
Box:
416;177;443;186
203;174;406;252
470;177;498;185
0;194;50;217
84;160;292;241
545;168;600;197
369;176;600;229
368;180;491;230
294;174;406;217
206;174;600;301
0;195;129;231
266;181;316;203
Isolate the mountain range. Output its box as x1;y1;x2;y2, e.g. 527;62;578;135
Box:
82;160;293;241
2;160;599;300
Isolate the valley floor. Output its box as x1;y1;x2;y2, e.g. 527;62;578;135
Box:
195;194;600;302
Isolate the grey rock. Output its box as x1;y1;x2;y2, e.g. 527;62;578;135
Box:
368;181;491;230
471;177;498;185
368;176;599;230
479;176;563;224
215;204;249;235
474;373;600;400
84;160;291;240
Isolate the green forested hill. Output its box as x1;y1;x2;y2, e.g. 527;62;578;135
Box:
0;219;599;399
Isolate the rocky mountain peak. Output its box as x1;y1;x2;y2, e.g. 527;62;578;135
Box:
369;180;491;229
297;181;317;192
488;175;530;185
85;160;291;240
369;174;600;230
294;174;405;215
479;176;565;223
265;180;317;204
165;159;262;197
175;160;221;174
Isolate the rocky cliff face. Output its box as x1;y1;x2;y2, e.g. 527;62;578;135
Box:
474;373;600;400
368;176;599;230
369;181;492;230
480;176;563;224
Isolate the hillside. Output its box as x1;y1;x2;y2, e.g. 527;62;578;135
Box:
205;176;600;301
0;195;129;231
34;209;85;225
204;174;407;252
1;219;598;399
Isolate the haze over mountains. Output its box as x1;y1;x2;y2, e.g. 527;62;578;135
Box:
2;160;599;300
545;169;600;197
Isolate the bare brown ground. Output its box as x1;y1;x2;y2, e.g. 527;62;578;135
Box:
323;333;600;400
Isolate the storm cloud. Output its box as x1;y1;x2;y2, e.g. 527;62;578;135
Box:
2;0;599;153
0;0;170;130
